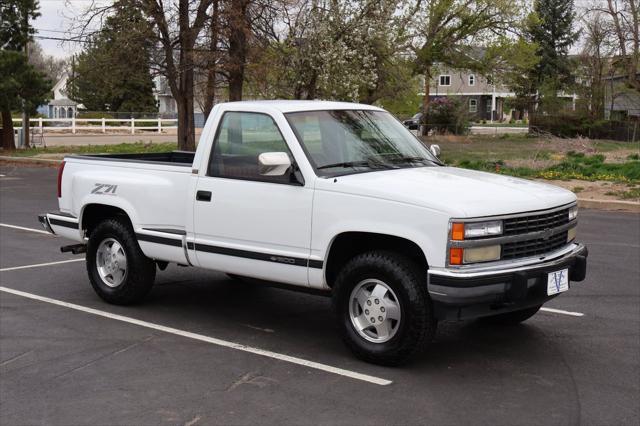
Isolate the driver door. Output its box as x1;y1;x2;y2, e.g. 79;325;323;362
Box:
192;111;314;286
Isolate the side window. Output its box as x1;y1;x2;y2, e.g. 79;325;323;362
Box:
208;112;293;183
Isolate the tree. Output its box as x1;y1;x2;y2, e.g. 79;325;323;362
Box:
0;51;50;150
70;1;157;113
527;0;580;93
482;36;540;118
410;0;519;134
248;0;404;102
0;0;49;150
28;41;68;84
575;12;617;118
594;0;640;90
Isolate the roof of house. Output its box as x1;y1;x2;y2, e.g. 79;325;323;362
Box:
48;98;77;106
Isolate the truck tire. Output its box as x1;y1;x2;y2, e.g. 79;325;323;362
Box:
481;305;542;325
86;218;156;305
332;251;436;366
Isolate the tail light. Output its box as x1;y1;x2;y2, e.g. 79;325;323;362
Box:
57;161;66;198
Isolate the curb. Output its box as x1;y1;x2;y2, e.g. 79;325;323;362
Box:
0;156;62;166
577;198;640;213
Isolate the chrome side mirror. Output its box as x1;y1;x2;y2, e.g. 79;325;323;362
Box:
258;152;292;176
430;144;441;158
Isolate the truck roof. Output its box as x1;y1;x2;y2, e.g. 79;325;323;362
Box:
220;100;384;113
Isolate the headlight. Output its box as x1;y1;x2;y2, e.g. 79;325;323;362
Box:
569;206;578;221
567;227;577;242
452;220;503;239
463;245;501;263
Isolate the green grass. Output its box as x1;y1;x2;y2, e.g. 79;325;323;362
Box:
604;188;640;200
4;142;179;157
455;151;640;183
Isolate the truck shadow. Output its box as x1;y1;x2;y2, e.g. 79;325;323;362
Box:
144;266;556;371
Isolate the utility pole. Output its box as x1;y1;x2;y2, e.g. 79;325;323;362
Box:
21;12;30;149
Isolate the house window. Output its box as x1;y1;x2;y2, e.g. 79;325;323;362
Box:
439;75;451;86
469;99;478;113
469;75;476;86
486;102;492;113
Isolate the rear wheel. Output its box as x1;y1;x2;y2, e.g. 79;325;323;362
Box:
481;305;542;325
86;218;156;305
332;251;436;366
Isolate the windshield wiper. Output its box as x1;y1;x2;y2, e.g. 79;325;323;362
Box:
317;159;396;170
389;156;443;166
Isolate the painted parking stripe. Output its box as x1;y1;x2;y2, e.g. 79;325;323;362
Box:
0;258;85;272
540;307;584;317
0;286;392;386
0;223;51;235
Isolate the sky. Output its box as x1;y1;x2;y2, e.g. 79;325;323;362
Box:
33;0;113;59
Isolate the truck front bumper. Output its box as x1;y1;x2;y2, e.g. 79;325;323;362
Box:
428;243;588;320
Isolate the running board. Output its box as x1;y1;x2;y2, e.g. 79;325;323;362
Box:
60;244;87;255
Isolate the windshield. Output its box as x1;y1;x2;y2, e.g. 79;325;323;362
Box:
285;110;440;176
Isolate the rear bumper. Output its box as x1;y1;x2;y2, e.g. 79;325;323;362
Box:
428;243;588;320
38;212;80;240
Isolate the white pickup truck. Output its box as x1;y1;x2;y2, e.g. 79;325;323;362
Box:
39;101;588;365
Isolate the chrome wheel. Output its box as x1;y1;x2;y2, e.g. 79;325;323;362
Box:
96;238;128;288
349;279;401;343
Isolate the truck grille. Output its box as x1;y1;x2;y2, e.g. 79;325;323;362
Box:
503;207;570;236
502;231;568;260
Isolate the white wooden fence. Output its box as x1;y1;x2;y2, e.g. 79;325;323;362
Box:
11;117;178;134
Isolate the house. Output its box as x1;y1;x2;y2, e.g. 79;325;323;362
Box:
42;74;82;118
423;70;514;121
604;73;640;119
153;75;206;127
422;65;579;122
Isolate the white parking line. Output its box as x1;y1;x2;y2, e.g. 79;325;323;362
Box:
0;286;392;386
0;258;85;272
540;307;584;317
0;223;51;235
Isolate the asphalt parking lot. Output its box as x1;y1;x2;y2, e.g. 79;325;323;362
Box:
1;164;639;425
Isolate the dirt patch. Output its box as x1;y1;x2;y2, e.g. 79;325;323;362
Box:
537;179;640;202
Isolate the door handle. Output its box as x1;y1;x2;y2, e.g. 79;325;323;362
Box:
196;190;212;202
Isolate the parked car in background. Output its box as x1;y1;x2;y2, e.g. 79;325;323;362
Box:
402;112;423;130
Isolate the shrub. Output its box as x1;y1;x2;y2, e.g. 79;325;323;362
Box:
530;113;637;142
426;97;470;135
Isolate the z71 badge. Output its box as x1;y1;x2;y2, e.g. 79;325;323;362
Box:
91;183;118;195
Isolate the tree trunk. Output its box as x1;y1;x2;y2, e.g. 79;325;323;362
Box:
22;111;30;148
204;1;219;119
421;68;432;136
227;0;248;102
176;0;196;152
1;110;15;151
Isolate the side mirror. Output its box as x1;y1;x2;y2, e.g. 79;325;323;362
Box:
258;152;292;176
430;144;441;158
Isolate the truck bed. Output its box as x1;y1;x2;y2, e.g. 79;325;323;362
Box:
71;151;195;166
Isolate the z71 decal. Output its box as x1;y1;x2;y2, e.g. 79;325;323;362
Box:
91;183;118;195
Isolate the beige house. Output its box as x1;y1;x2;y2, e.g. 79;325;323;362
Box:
421;69;515;121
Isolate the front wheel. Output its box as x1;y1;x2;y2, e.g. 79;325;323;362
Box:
332;251;437;366
86;218;156;305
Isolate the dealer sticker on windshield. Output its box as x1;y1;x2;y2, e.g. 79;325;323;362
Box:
547;268;569;296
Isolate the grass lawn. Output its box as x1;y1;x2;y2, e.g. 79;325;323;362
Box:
2;142;179;157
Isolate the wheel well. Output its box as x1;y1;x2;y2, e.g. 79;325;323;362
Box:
81;204;132;236
324;232;428;287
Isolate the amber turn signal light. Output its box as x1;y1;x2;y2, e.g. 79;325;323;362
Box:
451;223;464;240
449;247;463;265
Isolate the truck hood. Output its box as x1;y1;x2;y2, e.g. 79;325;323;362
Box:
319;166;576;217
